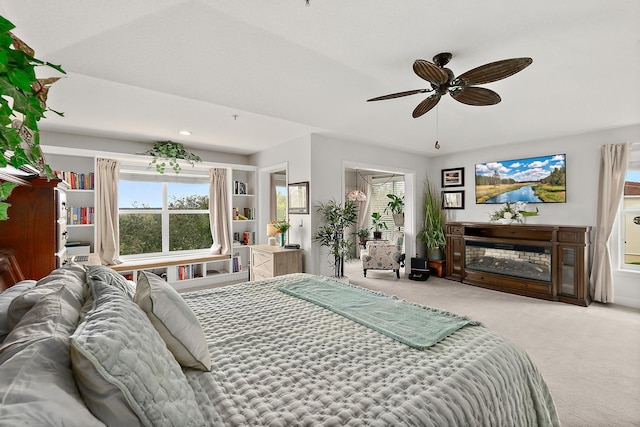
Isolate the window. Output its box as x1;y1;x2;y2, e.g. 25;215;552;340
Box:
365;175;405;241
118;174;212;257
622;164;640;270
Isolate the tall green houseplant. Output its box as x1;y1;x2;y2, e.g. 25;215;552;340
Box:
313;199;358;278
0;15;65;220
418;178;447;260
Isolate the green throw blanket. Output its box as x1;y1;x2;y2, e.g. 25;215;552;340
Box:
277;276;481;350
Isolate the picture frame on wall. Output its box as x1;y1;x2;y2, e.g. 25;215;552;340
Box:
441;167;464;187
288;181;309;214
442;190;465;209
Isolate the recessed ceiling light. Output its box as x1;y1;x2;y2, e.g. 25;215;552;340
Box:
179;130;192;136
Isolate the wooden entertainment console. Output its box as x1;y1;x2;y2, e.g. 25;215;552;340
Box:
445;222;591;306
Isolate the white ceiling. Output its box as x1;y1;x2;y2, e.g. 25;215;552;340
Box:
1;1;639;157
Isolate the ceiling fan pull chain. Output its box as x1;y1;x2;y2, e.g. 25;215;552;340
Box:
435;106;441;150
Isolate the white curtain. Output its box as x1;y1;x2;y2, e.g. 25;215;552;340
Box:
590;143;630;303
357;181;372;230
209;168;231;255
95;158;122;265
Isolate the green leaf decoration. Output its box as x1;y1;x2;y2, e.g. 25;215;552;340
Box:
0;15;65;220
0;201;10;221
0;181;17;200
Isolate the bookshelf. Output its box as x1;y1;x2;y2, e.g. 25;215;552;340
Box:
42;146;258;290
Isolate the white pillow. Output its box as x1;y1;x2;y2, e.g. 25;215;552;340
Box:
134;271;211;371
70;276;205;427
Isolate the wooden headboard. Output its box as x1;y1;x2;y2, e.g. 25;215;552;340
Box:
0;249;25;292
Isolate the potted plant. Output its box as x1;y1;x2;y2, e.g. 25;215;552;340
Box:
371;212;388;239
313;199;358;278
385;193;405;227
355;227;371;247
0;16;65;219
270;218;291;246
139;140;202;174
417;178;446;260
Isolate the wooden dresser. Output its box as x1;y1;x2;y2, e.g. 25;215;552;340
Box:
0;177;67;280
250;245;303;281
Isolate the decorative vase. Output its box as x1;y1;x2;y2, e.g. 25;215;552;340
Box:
497;218;513;224
427;247;444;261
279;232;285;247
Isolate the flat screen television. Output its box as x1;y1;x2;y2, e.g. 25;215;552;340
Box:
475;153;566;204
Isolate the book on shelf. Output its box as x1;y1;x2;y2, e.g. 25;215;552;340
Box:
243;207;254;220
53;170;95;190
232;253;242;272
233;180;248;195
67;206;95;224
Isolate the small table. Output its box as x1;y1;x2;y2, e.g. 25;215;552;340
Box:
360;239;386;249
428;259;446;278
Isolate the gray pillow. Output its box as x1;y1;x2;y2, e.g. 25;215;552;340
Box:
70;274;205;427
0;280;36;344
0;284;104;426
5;266;87;334
135;271;211;371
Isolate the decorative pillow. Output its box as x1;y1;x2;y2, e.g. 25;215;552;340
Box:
70;275;205;427
0;280;36;344
84;265;136;299
135;271;211;371
5;265;87;333
0;284;103;426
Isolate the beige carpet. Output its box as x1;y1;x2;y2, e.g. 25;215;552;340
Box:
343;261;640;427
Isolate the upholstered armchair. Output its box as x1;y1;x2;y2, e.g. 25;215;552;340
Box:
360;231;404;278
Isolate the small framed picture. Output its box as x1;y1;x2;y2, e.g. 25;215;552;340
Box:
441;167;464;187
288;181;309;214
442;190;465;209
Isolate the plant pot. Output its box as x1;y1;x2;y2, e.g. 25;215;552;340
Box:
393;213;405;227
427;247;444;261
373;231;382;240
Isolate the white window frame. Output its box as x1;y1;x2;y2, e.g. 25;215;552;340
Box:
118;168;211;260
619;158;640;272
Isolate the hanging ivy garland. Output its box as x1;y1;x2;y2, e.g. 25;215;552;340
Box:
139;140;202;174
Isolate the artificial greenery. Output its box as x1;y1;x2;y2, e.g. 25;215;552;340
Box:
0;15;64;178
417;177;446;257
139;140;202;174
384;193;404;215
355;227;370;238
371;212;388;232
313;199;358;277
0;180;17;221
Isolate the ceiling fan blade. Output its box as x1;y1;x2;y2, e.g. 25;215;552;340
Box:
412;94;441;118
367;89;430;102
413;60;449;84
451;86;501;106
456;57;532;85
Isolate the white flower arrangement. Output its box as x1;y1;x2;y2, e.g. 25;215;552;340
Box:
489;202;528;224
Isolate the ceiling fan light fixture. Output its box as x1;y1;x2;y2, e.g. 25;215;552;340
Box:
368;52;532;117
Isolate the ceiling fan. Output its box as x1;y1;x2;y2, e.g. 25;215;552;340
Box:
367;52;532;118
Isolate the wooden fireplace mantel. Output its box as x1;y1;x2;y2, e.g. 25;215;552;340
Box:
445;222;591;306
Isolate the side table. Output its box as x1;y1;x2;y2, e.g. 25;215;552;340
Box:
428;259;446;278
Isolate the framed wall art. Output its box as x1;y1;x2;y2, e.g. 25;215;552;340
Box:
442;190;465;209
475;153;566;204
288;181;309;214
441;167;464;187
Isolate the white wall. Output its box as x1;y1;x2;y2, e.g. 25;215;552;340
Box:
308;134;430;276
250;135;312;271
429;124;640;308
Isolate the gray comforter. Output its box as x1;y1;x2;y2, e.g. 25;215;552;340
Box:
182;273;559;426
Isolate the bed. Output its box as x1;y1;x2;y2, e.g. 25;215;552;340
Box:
0;264;559;426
